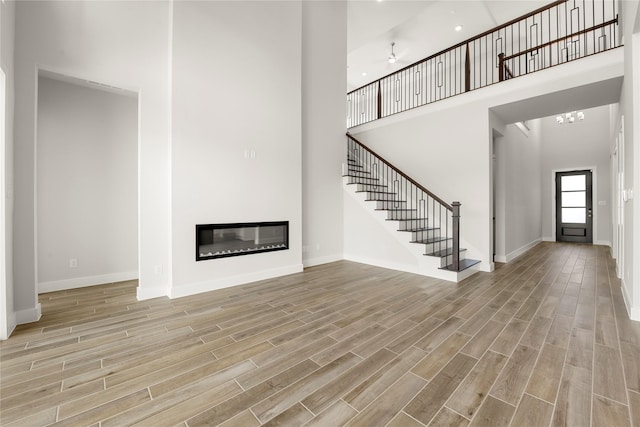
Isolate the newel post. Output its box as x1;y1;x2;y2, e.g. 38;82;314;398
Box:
452;202;461;271
498;53;505;82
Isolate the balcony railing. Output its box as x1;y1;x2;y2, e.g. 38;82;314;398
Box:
347;0;620;128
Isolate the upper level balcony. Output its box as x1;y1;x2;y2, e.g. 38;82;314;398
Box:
347;0;621;129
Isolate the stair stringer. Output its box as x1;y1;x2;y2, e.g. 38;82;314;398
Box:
343;176;478;283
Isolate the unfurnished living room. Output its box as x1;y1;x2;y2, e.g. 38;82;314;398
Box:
1;0;640;426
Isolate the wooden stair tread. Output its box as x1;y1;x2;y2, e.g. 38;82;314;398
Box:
409;237;450;244
441;258;481;272
425;247;466;257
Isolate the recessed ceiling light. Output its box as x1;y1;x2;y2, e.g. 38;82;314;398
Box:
455;25;463;32
361;72;367;76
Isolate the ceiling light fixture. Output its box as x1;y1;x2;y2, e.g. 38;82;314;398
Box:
361;72;367;76
556;111;584;124
455;25;463;32
388;42;397;64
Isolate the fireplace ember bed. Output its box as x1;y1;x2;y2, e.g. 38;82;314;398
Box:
196;221;289;261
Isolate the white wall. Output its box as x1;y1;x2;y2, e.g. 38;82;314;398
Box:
13;1;171;317
351;47;623;273
540;105;612;245
170;1;303;297
302;1;347;267
1;0;16;339
36;76;138;292
492;118;543;262
614;0;640;320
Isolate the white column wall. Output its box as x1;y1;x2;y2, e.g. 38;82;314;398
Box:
169;1;303;297
302;1;347;267
1;0;16;339
13;1;171;317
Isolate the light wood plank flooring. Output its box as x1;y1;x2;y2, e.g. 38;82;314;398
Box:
1;242;639;426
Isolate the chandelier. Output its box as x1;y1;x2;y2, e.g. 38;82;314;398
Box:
556;111;584;124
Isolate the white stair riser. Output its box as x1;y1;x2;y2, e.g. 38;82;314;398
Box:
397;219;430;230
410;229;440;241
386;210;425;220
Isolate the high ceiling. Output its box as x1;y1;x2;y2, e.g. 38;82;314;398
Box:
347;0;552;90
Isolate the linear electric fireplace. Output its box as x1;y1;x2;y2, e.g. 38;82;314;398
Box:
196;221;289;261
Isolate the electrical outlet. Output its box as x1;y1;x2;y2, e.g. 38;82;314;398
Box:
69;258;78;268
154;264;163;275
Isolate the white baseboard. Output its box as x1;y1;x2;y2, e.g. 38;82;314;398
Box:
169;264;304;299
303;254;343;268
137;285;169;301
1;312;17;340
621;279;640;321
15;303;42;325
39;271;138;294
542;237;555;242
344;253;419;276
594;240;611;247
499;239;542;263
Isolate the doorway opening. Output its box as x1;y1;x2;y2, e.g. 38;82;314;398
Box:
555;170;593;243
35;70;139;292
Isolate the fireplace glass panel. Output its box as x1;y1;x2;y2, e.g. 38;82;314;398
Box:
196;221;289;260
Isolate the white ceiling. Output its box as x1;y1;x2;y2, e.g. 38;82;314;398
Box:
347;0;552;90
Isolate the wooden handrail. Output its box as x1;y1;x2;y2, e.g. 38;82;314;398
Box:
348;0;568;96
502;18;618;62
346;133;452;211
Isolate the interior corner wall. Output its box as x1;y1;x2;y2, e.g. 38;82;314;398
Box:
170;1;303;297
618;0;640;320
495;119;543;262
540;105;612;246
36;77;138;292
1;0;16;339
13;1;171;317
302;0;347;267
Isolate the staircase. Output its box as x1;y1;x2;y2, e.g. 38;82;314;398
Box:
344;134;480;282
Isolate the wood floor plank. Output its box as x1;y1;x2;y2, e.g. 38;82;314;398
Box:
526;343;567;403
303;400;357;426
302;348;396;414
629;390;640;427
413;316;465;353
261;402;314;426
510;393;553;427
552;364;592;427
490;318;528;356
545;314;574;348
566;327;593;371
428;407;470;426
446;350;507;419
344;373;426;427
311;324;387;366
251;352;362;423
386;411;425;427
489;344;539;406
468;395;515;427
592;395;631;427
593;343;628;404
385;317;442;354
620;342;640;393
214;410;260;427
411;332;471;381
460;320;505;359
405;353;478;425
344;347;426;411
187;359;320;426
519;316;553;350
